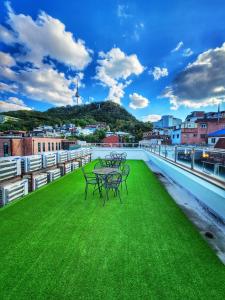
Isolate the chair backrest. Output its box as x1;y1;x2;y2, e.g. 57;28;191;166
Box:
104;172;122;187
94;161;103;169
81;167;88;181
121;152;127;159
110;151;117;158
98;157;107;167
121;164;130;178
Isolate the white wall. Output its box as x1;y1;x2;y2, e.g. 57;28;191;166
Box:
92;147;149;161
171;129;181;144
145;151;225;222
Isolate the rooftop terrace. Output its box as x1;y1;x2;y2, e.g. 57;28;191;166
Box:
0;160;225;299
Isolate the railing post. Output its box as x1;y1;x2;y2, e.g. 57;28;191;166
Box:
174;146;177;163
191;148;195;170
165;145;167;158
159;145;161;156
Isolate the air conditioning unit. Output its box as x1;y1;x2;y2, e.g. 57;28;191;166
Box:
67;150;80;160
47;168;61;182
64;163;72;174
0;157;21;182
42;152;57;168
32;173;48;191
71;161;79;171
55;151;68;163
0;179;28;206
80;158;87;166
21;155;42;173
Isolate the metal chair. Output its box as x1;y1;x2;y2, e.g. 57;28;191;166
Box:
81;167;101;200
94;158;107;169
120;164;130;194
102;172;123;204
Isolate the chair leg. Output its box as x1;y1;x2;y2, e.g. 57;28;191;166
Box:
125;181;128;195
117;188;122;203
85;184;88;200
106;189;109;201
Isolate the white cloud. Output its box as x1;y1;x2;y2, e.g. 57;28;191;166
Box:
162;42;225;109
117;4;131;19
182;48;194;57
0;4;91;107
0;24;16;44
0;51;15;67
95;47;145;104
133;22;145;41
0;63;78;106
141;114;161;122
171;41;184;52
0;97;32;112
129;92;149;109
0;82;18;93
2;3;92;69
150;67;168;80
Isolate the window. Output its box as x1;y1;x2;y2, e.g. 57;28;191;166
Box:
38;142;41;152
3;143;9;157
42;142;45;152
58;143;61;150
200;123;207;128
211;138;216;143
193;134;197;137
200;134;206;139
177;134;179;138
52;142;54;151
56;143;58;150
48;142;51;151
172;134;175;138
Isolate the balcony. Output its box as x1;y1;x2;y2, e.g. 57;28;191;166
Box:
0;157;225;299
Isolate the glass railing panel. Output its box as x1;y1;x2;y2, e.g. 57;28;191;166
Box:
176;147;193;168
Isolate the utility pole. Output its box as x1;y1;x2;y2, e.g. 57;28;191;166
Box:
217;103;220;123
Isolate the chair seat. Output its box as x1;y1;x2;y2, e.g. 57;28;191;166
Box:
87;179;98;184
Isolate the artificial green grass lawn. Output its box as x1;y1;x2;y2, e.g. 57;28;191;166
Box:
0;160;225;300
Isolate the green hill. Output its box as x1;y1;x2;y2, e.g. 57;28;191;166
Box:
0;101;152;140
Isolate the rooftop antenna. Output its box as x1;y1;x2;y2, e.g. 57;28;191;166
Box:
75;75;80;105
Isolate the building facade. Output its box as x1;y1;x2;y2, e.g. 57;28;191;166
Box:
153;115;182;128
0;137;66;157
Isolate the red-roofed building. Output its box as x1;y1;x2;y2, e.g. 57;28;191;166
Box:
102;135;119;147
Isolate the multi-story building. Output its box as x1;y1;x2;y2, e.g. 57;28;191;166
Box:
153;115;182;128
171;117;225;145
208;128;225;146
195;118;225;144
0;136;66;157
185;111;205;122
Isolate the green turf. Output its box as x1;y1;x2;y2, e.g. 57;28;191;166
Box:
0;160;225;300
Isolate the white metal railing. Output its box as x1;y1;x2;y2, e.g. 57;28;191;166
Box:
83;143;140;148
140;144;225;183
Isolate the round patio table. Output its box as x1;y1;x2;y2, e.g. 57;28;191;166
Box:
93;167;119;199
93;167;118;176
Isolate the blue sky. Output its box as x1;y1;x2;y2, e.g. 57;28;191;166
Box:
0;0;225;122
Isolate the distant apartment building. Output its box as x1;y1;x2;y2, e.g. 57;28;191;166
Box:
153;115;182;128
195;118;225;144
142;130;171;145
0;137;66;157
171;117;225;145
102;135;119;146
185;111;205;122
208;128;225;146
